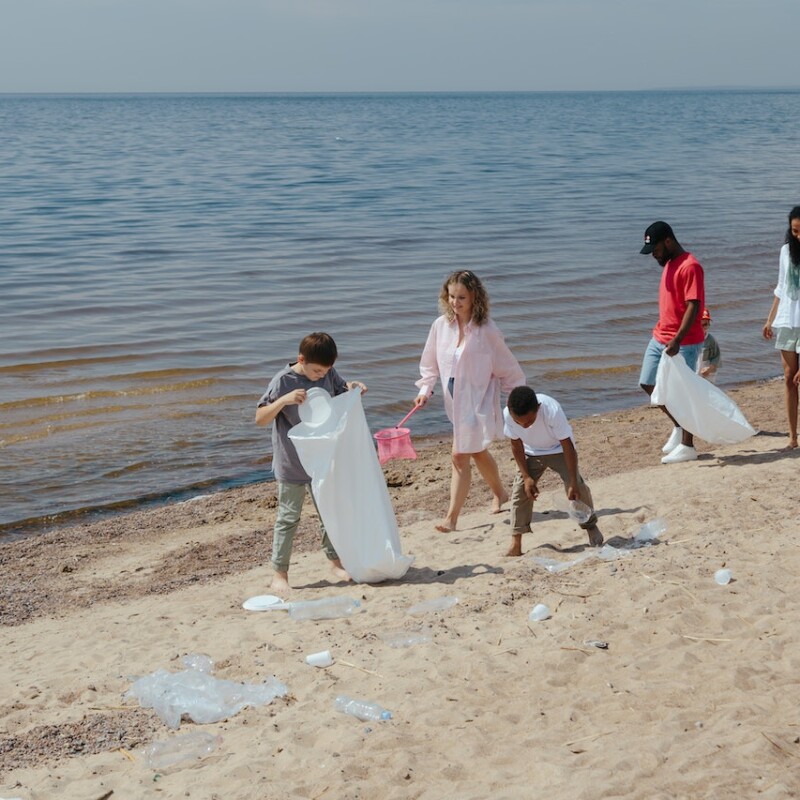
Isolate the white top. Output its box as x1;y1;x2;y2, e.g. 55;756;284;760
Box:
452;344;464;374
772;243;800;329
502;393;573;456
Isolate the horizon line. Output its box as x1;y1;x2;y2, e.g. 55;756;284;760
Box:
2;85;800;96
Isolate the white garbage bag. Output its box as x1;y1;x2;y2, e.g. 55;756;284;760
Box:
289;388;413;583
651;352;756;444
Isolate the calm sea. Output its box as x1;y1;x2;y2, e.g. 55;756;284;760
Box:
2;91;799;536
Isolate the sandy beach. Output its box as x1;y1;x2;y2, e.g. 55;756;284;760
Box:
3;378;800;799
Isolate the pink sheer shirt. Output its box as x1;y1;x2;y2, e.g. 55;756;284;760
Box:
416;316;526;454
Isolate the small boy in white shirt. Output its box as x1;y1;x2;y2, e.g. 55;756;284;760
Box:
503;386;603;556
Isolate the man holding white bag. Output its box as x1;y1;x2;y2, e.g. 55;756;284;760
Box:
638;221;706;464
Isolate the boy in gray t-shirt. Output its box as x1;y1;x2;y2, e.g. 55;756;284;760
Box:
256;332;367;592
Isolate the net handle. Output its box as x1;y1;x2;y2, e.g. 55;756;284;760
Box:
395;405;420;428
397;390;432;428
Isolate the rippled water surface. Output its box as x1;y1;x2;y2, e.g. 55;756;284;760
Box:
2;91;799;533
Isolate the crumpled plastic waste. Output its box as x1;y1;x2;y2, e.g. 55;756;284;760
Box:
531;519;668;573
125;653;288;729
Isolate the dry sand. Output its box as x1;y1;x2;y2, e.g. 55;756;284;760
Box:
3;379;800;799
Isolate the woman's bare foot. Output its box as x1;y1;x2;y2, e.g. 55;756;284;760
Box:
506;533;523;557
491;491;509;514
782;438;798;451
330;559;352;583
435;519;457;533
271;571;291;593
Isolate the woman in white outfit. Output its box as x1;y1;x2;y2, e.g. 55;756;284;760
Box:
763;205;800;449
415;270;526;532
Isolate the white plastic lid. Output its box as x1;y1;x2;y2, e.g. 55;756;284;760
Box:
242;594;284;611
298;387;332;426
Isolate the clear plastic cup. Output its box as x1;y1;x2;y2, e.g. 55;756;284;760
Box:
528;603;551;623
714;568;732;586
305;650;334;667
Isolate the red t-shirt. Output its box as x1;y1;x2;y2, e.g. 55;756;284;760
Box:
653;252;705;346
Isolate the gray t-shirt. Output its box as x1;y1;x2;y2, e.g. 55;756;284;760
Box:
258;363;348;484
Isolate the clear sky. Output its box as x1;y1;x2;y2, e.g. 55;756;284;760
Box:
1;0;796;93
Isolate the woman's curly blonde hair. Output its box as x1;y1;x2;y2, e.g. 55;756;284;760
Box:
438;270;490;325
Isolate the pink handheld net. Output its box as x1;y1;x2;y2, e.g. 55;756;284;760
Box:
374;426;417;465
374;406;420;465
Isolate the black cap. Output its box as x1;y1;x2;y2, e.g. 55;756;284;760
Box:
640;221;674;254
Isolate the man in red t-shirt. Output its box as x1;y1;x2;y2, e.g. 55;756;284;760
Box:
638;221;706;464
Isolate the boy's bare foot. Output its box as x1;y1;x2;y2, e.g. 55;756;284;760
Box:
587;526;604;547
271;571;291;593
506;533;523;557
491;491;509;514
330;559;352;582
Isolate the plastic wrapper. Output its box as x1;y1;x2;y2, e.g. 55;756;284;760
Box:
125;655;288;729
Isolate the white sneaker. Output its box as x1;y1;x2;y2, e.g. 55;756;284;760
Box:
662;427;683;453
661;444;698;464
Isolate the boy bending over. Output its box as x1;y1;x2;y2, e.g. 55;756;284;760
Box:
256;332;366;592
503;386;603;556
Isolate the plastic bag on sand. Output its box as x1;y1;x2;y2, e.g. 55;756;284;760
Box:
125;654;288;729
289;388;414;583
651;353;756;444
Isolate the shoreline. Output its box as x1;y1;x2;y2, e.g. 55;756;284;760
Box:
0;375;781;543
0;376;784;627
2;374;798;797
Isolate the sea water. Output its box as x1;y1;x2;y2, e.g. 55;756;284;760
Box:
2;91;799;533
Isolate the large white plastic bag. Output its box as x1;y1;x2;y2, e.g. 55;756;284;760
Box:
651;353;756;444
288;389;413;583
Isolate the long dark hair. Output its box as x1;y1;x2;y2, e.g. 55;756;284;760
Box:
786;206;800;267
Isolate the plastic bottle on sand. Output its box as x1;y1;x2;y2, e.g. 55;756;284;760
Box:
287;597;361;621
144;731;222;770
406;596;458;616
381;631;431;648
335;695;392;722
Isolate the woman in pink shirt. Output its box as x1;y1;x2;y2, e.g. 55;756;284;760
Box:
415;271;526;532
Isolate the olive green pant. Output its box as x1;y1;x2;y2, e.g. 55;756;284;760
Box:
272;481;339;572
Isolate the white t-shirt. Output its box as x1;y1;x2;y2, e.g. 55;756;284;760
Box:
502;393;573;456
